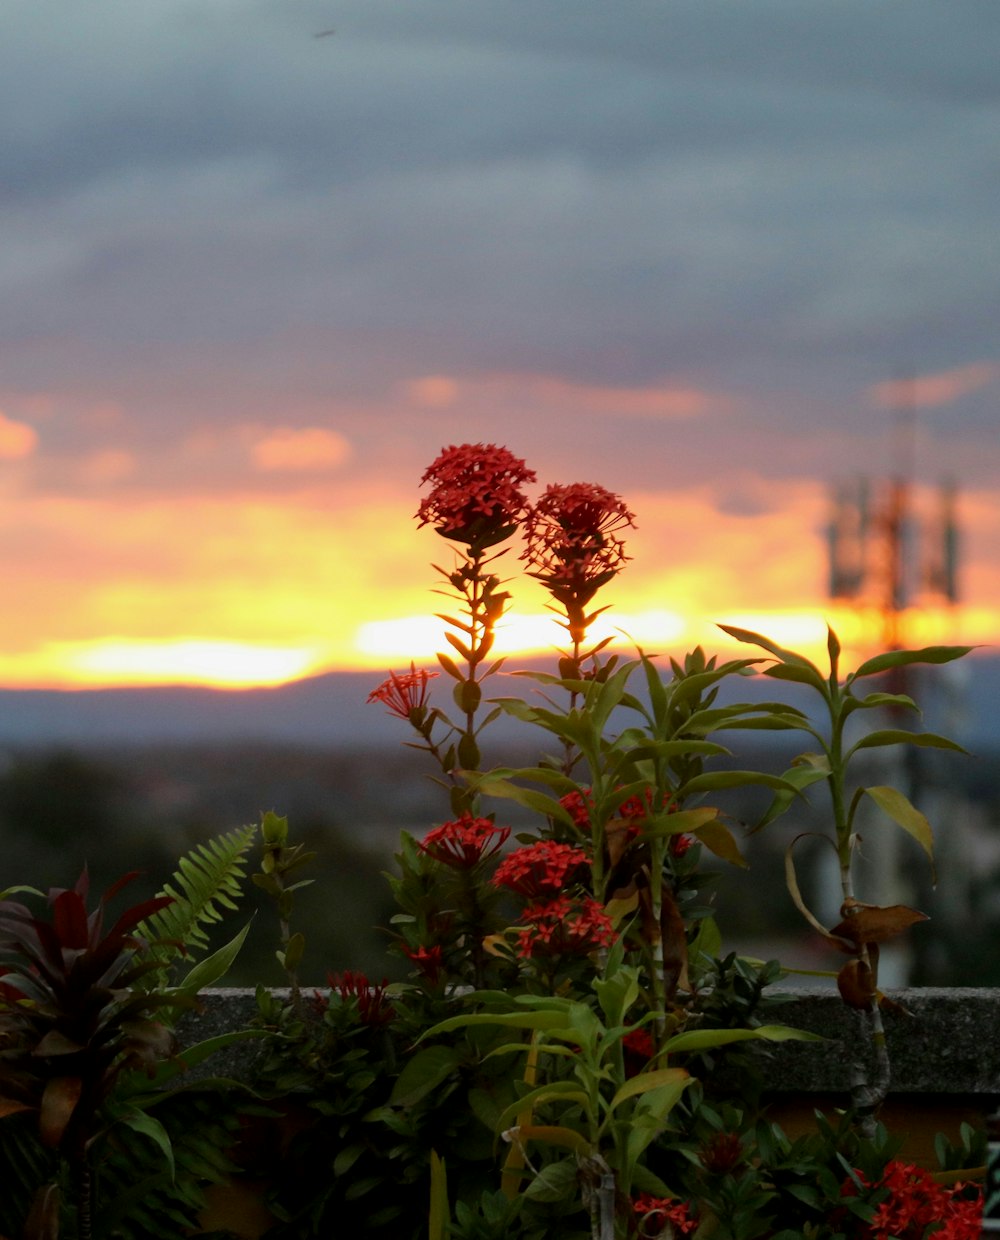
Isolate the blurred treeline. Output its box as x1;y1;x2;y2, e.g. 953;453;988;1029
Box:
1;739;999;986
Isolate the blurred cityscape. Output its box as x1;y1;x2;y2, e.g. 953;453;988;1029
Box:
0;654;997;990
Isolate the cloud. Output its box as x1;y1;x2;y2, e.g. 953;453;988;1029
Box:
0;412;37;459
868;364;1000;410
251;427;352;472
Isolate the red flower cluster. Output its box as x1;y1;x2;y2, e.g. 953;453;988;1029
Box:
847;1161;982;1240
367;662;438;722
492;840;588;899
420;814;510;868
632;1193;698;1238
515;895;616;959
327;970;395;1027
416;442;536;550
522;481;635;594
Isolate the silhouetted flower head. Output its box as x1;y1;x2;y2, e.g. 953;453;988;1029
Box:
420;814;510;868
522;482;635;596
416;442;536;551
367;662;438;723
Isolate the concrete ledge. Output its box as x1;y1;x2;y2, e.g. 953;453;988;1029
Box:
179;987;1000;1100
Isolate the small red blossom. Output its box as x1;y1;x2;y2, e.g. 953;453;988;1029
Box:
492;840;589;899
522;482;635;593
622;1026;657;1077
367;662;438;721
559;787;594;831
420;815;510;868
403;944;444;986
327;970;395;1027
670;833;693;858
633;1194;698;1238
515;895;617;959
416;442;536;550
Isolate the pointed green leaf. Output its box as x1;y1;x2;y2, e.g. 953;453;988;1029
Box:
865;785;936;882
850;644;973;681
610;1067;689;1111
642;807;720;838
847;730;967;760
177;921;252;995
390;1045;461;1107
429;1151;448;1240
121;1110;175;1182
495;1083;593;1135
690;820;747;868
717;625;821;673
753;763;830;832
664;1024;825;1054
677;770;798;797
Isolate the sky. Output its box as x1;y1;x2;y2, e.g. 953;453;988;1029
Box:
1;0;998;689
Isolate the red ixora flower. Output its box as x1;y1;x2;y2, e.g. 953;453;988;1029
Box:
402;944;444;986
844;1160;983;1240
515;895;616;959
416;442;536;551
367;662;438;722
492;840;589;900
327;970;395;1027
632;1194;698;1238
420;814;511;868
522;482;636;595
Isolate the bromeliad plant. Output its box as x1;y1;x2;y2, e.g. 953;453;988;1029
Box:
0;828;259;1240
362;441;975;1240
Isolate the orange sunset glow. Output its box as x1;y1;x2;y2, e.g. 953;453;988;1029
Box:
0;438;993;691
3;3;999;708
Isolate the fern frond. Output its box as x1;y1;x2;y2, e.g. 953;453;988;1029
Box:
136;823;257;983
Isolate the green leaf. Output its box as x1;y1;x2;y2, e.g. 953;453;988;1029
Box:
844;691;919;715
120;1110;175;1182
469;775;575;826
763;662;829;693
865;785;936;882
436;651;463;680
610;1067;689;1111
717;625;822;675
753;762;830;833
389;1045;461;1107
847;729;967;760
850;644;973;681
690;820;747;868
177;921;252;995
677;770;798;797
495;1083;593;1136
425;1010;574;1039
641;807;720;838
429;1151;448;1240
664;1024;825;1054
522;1156;580;1202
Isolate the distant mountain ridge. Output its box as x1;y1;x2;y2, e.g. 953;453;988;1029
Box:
0;652;996;750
